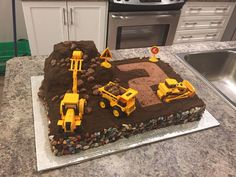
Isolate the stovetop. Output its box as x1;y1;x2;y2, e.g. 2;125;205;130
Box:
109;0;185;12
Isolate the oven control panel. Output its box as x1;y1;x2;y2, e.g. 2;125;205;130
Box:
111;0;185;5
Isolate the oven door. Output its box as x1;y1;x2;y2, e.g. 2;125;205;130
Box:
107;11;180;49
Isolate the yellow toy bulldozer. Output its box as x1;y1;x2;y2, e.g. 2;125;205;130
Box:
98;82;138;118
57;50;86;133
157;78;196;103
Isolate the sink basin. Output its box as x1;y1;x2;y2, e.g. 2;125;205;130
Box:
177;49;236;109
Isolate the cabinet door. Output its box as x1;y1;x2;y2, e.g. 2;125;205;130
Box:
68;1;108;51
22;1;69;55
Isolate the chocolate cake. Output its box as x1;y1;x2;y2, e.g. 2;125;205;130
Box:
38;41;205;156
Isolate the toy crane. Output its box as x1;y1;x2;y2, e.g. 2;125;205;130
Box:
100;48;112;68
57;50;86;133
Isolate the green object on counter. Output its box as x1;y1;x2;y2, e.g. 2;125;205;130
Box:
0;39;31;75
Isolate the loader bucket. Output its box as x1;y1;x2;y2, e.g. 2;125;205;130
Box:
183;80;196;97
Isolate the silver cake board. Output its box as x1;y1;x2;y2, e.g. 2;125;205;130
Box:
31;76;220;172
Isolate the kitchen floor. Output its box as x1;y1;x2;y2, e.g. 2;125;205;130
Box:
0;76;4;105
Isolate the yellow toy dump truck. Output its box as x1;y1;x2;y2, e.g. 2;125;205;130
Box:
57;50;86;133
157;78;196;103
98;82;138;118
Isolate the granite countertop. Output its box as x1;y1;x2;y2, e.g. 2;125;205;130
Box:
21;0;236;2
0;41;236;176
187;0;236;2
21;0;107;1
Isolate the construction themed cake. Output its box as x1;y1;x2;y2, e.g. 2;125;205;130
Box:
38;41;206;156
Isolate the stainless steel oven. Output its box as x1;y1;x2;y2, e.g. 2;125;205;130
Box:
107;0;185;50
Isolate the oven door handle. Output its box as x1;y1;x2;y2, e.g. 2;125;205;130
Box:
111;14;173;20
111;15;127;19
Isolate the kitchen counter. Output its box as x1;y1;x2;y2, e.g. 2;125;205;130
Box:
188;0;236;1
21;0;236;1
33;0;236;2
21;0;107;1
0;41;236;177
187;0;236;2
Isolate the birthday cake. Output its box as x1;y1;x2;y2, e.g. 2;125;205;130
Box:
38;41;205;156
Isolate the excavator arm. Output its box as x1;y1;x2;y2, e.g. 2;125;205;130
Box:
69;51;83;94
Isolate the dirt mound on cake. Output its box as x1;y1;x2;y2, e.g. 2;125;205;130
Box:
39;41;114;103
38;41;116;134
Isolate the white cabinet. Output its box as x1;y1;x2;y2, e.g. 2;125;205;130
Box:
175;29;223;44
174;2;235;44
68;2;107;52
183;3;234;16
178;16;228;30
22;1;108;55
22;2;68;55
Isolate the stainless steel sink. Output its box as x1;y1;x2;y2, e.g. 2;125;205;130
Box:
177;48;236;109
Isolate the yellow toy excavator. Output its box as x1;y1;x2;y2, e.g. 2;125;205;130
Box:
157;78;196;103
57;51;86;133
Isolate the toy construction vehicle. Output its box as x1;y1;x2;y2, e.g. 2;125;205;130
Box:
157;78;196;103
98;82;138;118
57;50;86;133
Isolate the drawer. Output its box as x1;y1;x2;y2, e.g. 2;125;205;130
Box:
182;2;235;16
174;29;223;44
178;16;228;30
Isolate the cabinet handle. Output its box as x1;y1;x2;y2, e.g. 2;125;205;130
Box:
185;22;197;25
189;8;202;11
70;8;73;25
181;35;193;39
63;8;66;25
210;21;222;25
206;34;217;37
215;7;228;11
